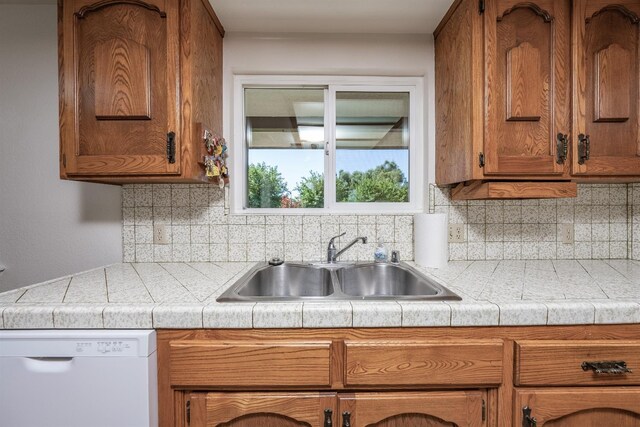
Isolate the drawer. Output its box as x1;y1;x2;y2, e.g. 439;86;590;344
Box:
169;341;332;388
515;340;640;386
344;340;503;386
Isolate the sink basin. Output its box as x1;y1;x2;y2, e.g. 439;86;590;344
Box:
338;263;461;300
217;262;460;302
217;263;334;301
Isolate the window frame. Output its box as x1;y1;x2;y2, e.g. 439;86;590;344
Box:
232;75;424;214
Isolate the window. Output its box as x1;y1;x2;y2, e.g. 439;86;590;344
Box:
233;76;423;213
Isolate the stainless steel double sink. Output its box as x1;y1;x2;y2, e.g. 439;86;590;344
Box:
217;262;461;302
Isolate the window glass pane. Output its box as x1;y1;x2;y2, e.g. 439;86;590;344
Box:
245;88;325;208
335;92;410;203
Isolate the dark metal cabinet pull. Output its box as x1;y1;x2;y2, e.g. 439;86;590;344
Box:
582;360;632;375
342;411;351;427
324;409;333;427
167;132;176;164
578;133;590;165
556;133;568;164
522;406;537;427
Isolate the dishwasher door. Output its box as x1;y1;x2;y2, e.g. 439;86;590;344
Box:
0;330;157;427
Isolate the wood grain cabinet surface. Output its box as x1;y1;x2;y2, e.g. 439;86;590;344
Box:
187;391;486;427
572;0;640;176
435;0;640;199
58;0;224;183
158;326;640;427
514;388;640;426
169;341;333;388
344;340;503;387
515;339;640;426
188;392;337;427
483;0;571;179
515;340;640;386
337;391;487;427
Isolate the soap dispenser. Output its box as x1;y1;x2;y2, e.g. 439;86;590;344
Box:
374;238;388;262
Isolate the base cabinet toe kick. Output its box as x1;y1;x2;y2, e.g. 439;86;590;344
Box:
158;325;640;427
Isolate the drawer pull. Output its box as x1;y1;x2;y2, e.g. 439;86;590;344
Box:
581;361;632;375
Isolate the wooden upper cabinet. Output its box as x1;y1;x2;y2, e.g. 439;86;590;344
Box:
435;0;483;185
59;0;224;183
436;0;640;196
514;388;640;426
338;391;487;427
484;0;571;176
435;0;575;199
572;0;640;175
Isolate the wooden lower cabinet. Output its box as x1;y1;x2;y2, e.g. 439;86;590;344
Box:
514;388;640;426
159;326;640;427
187;391;486;427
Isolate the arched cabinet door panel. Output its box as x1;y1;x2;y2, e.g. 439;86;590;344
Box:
61;0;180;176
515;388;640;426
572;0;640;175
484;0;571;176
59;0;224;183
187;392;337;427
338;391;486;427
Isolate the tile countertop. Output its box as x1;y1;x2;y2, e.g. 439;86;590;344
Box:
0;260;639;329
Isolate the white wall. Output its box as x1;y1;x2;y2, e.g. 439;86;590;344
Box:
0;4;122;292
222;32;437;194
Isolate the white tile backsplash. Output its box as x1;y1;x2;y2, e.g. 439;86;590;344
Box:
122;184;413;263
123;183;640;262
432;183;634;261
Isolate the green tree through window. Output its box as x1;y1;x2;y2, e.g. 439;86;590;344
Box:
296;171;325;208
248;161;408;208
336;161;408;203
247;163;289;208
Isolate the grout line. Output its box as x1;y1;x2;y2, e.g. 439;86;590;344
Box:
104;268;110;303
60;276;72;303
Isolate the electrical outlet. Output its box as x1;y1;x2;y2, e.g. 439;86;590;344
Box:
448;224;465;243
559;224;574;244
154;224;171;245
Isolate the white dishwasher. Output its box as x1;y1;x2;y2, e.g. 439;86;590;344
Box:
0;330;158;427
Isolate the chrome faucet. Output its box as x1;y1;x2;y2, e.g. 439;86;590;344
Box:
327;232;368;263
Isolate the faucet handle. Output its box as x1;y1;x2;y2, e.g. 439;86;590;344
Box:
328;232;346;248
391;250;400;263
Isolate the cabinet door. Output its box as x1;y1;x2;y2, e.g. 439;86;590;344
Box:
60;0;180;176
188;392;337;427
484;0;571;176
572;0;640;175
514;388;640;426
338;391;486;427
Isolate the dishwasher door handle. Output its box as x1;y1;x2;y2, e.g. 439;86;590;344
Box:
23;357;74;373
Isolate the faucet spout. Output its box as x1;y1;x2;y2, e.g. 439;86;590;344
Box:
328;236;367;262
